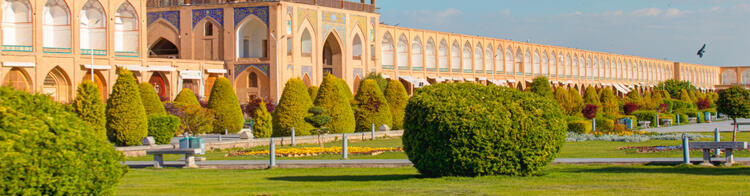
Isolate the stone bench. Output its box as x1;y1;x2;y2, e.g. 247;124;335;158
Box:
638;121;651;129
146;148;202;168
689;142;748;166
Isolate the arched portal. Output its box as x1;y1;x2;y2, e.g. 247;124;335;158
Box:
3;67;31;92
82;71;107;100
42;67;71;102
149;72;169;99
322;32;343;78
80;0;106;54
2;0;33;49
149;38;179;58
115;2;138;54
236;16;267;58
204;73;219;99
353;75;361;94
42;0;71;50
235;68;270;103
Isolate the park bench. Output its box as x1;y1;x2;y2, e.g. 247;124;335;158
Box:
689;142;748;166
660;119;673;127
638;121;651;129
146;148;202;168
688;117;697;123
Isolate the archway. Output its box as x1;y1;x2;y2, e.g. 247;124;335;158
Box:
3;0;33;48
79;0;106;54
236;16;267;58
235;68;270;103
149;72;169;100
82;71;107;100
302;73;312;87
115;2;138;54
322;32;343;78
353;75;361;94
42;67;71;102
149;38;179;58
42;0;71;50
204;73;219;99
3;67;31;92
194;19;223;60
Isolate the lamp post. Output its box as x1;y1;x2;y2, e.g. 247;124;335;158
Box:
89;19;96;82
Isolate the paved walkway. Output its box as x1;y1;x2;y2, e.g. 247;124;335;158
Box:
641;118;750;133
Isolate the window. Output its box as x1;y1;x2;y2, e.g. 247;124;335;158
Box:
205;22;213;36
249;72;258;87
301;29;311;56
353;34;362;60
286;37;292;55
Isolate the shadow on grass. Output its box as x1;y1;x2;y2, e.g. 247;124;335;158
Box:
267;174;419;182
570;165;750;176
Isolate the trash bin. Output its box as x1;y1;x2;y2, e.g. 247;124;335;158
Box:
179;137;205;155
619;118;633;129
704;112;711;122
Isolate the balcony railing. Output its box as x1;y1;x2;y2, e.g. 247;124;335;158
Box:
147;0;377;13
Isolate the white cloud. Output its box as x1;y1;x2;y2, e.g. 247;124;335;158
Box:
631;8;663;16
664;8;691;17
602;10;624;16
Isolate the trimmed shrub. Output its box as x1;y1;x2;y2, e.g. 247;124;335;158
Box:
583;86;600;107
308;85;319;101
624;91;643;106
403;83;567;177
166;102;215;135
273;78;315;136
253;99;273;138
337;77;354;101
362;72;388;95
529;76;553;98
679;89;692;103
568;120;591;134
0;87;127;195
147;114;180;144
696;98;710;110
595;118;614;133
659;79;695;98
632;110;658;126
554;87;571;115
139;83;166;115
313;74;356;133
354;79;393;133
641;91;655;110
568;88;584;116
207;77;245;134
106;69;148;146
599;88;619;117
676;112;689;124
385;79;409;130
72;81;107;139
174;88;201;106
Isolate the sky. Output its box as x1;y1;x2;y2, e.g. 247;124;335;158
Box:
376;0;750;66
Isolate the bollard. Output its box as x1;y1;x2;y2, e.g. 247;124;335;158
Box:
697;112;700;123
291;127;296;146
371;123;375;140
677;113;680;125
682;132;690;165
592;118;596;132
342;134;348;159
714;128;721;157
269;138;276;168
656;114;660;128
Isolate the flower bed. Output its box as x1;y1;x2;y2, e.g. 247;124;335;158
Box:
226;147;403;157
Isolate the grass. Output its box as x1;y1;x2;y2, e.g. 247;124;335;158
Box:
117;164;750;195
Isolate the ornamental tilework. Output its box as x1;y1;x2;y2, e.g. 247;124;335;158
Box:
192;8;224;28
147;11;180;31
322;11;346;44
296;8;317;30
351;15;367;33
235;64;270;78
234;6;269;28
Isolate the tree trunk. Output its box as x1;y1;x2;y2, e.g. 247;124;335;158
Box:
733;118;738;142
317;133;323;148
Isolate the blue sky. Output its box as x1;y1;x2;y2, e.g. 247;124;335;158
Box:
376;0;749;66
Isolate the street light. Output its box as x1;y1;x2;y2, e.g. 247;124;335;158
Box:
89;19;96;82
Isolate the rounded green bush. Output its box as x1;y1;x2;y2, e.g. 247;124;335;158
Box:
632;110;657;126
273;78;314;136
106;69;149;146
594;117;614;132
528;76;553;98
140;83;166;115
72;81;106;139
313;74;355;133
254;99;273;138
568;120;591;134
147;114;180;144
207;77;245;133
403;83;567;177
0;87;127;195
354;79;392;132
385;79;408;130
174;88;201;106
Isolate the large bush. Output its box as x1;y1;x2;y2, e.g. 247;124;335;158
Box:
385;79;409;130
362;72;388;95
568;120;591;134
568;88;584;116
658;79;695;98
528;76;553;98
308;85;319;100
139;83;166;115
207;77;245;133
173;88;201;106
313;74;356;133
0;87;127;195
632;110;657;126
599;88;619;118
403;83;567;177
147;114;180;144
72;81;107;139
554;87;572;115
106;69;148;146
166;103;214;135
337;77;354;101
583;86;601;107
354;79;393;133
253;99;273;138
273;78;314;136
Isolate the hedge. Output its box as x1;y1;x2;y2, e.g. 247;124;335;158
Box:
595;117;614;132
313;74;356;133
253;99;273;138
273;78;315;136
72;81;107;139
568;120;591;134
174;88;201;106
106;69;149;146
207;77;245;134
676;112;689;124
632;110;657;126
354;79;392;133
403;83;567;177
0;87;127;195
147;114;180;144
139;83;167;115
385;79;408;130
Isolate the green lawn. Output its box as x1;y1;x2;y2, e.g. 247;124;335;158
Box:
117;164;750;195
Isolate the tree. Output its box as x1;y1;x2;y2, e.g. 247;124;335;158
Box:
166;103;214;135
337;77;354;101
554;87;572;115
624;91;643;106
583;86;601;108
253;99;273;138
658;79;696;98
206;77;245;133
362;72;388;95
599;88;619;117
568;88;584;116
305;106;331;148
106;69;148;146
679;89;692;103
174;88;200;106
273;78;314;136
642;91;654;110
528;76;553;98
72;81;106;139
139;83;166;115
717;86;750;141
354;79;393;133
308;85;319;101
651;90;665;112
385;79;409;130
313;74;355;133
582;104;598;119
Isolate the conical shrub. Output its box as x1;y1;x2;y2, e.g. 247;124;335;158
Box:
206;77;244;133
385;79;408;130
106;69;148;146
174;88;200;106
73;81;106;139
273;78;314;136
337;77;354;101
139;83;166;115
583;86;600;108
599;88;619;117
354;79;392;132
308;85;319;101
253;99;273;138
568;88;584;116
529;76;553;98
313;74;355;133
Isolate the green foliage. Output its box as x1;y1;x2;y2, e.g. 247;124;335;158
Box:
568;120;591;134
354;79;393;133
594;117;614;132
106;69;148;146
168;103;214;135
632;110;658;126
72;81;106;139
385;79;409;130
305;106;332;129
624;91;643;106
173;88;200;106
0;87;127;195
403;83;567;177
207;77;245;134
147;114;180;144
363;72;388;95
253;99;273;138
717;86;750;121
583;86;601;107
313;74;356;133
273;78;315;136
641;91;655;110
554;87;573;115
679;89;692;103
675;112;689;124
651;90;665;111
568;88;584;116
308;85;319;101
599;88;619;118
529;76;553;98
337;77;354;101
658;79;695;99
139;83;166;115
